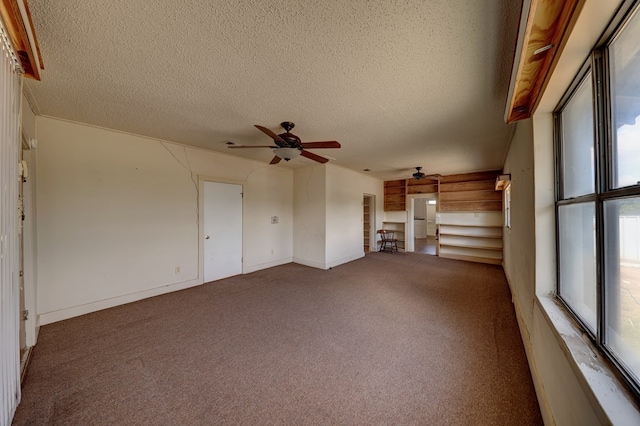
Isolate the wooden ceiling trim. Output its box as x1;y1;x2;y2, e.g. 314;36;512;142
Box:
505;0;585;123
0;0;42;80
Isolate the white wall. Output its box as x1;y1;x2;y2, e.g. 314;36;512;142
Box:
21;94;38;346
292;165;326;268
325;164;383;268
293;164;383;269
503;119;535;326
35;117;293;324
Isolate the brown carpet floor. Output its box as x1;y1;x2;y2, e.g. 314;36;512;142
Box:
14;252;542;425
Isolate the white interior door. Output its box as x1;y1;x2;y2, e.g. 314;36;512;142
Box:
204;181;243;282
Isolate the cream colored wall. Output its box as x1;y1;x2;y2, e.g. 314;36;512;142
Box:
21;93;36;140
292;165;327;268
35;117;293;324
502;119;535;326
293;164;384;269
21;94;38;346
325;164;383;268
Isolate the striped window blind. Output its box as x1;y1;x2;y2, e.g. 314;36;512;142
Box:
0;19;23;425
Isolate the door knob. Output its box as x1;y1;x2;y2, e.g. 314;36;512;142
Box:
205;235;210;239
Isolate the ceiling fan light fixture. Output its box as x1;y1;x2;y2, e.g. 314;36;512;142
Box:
413;166;426;180
272;147;301;161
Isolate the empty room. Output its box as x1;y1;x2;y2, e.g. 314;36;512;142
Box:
2;0;640;424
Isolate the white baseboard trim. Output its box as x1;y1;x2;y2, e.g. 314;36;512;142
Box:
243;257;293;274
293;257;327;270
326;253;364;269
293;253;365;270
37;277;203;326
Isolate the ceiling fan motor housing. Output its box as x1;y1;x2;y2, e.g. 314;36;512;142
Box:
278;132;302;147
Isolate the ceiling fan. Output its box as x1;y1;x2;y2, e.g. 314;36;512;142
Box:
228;122;341;164
412;167;440;180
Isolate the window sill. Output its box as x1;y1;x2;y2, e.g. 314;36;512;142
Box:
536;295;640;425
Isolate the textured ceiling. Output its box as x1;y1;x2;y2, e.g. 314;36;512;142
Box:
25;0;521;181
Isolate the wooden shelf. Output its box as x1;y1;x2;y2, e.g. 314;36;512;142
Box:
384;180;407;211
437;211;503;264
407;178;438;194
382;221;406;251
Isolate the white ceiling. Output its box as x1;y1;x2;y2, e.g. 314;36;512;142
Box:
24;0;521;181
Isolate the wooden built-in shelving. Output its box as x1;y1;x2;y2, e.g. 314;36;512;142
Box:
407;178;438;195
363;196;371;252
382;221;406;251
383;180;406;211
383;170;504;265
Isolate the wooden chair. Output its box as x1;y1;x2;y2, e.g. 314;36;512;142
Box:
377;229;398;253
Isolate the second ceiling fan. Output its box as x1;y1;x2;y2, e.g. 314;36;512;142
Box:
228;122;341;164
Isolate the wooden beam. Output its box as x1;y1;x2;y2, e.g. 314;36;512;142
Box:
439;170;500;184
439;180;496;193
504;0;585;123
0;0;42;80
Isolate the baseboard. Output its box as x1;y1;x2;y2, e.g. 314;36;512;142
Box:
20;346;33;385
326;253;364;269
502;264;554;425
293;253;364;270
293;257;327;270
243;257;293;273
37;278;202;326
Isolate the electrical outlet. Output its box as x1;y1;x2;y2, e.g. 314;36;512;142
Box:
175;266;181;274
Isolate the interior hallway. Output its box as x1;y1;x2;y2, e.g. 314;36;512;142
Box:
414;236;437;255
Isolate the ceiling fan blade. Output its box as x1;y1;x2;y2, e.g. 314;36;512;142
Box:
300;150;329;163
228;145;278;149
255;125;286;144
300;141;341;149
270;156;282;165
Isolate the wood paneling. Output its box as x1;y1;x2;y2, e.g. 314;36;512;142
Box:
439;189;502;202
439;180;496;193
439;200;502;212
383;180;406;211
407;178;438;186
384;186;405;195
505;0;584;123
407;184;437;194
384;194;405;203
384;180;406;187
439;171;500;184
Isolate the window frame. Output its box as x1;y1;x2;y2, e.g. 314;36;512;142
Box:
554;0;640;399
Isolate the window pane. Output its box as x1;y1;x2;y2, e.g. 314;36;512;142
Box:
558;202;597;331
605;197;640;382
561;74;595;198
610;9;640;189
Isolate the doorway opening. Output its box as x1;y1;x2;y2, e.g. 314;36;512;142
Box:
412;196;438;255
363;194;375;252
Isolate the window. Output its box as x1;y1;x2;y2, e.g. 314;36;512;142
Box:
556;2;640;397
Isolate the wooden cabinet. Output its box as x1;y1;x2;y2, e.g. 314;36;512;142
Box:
382;221;406;251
